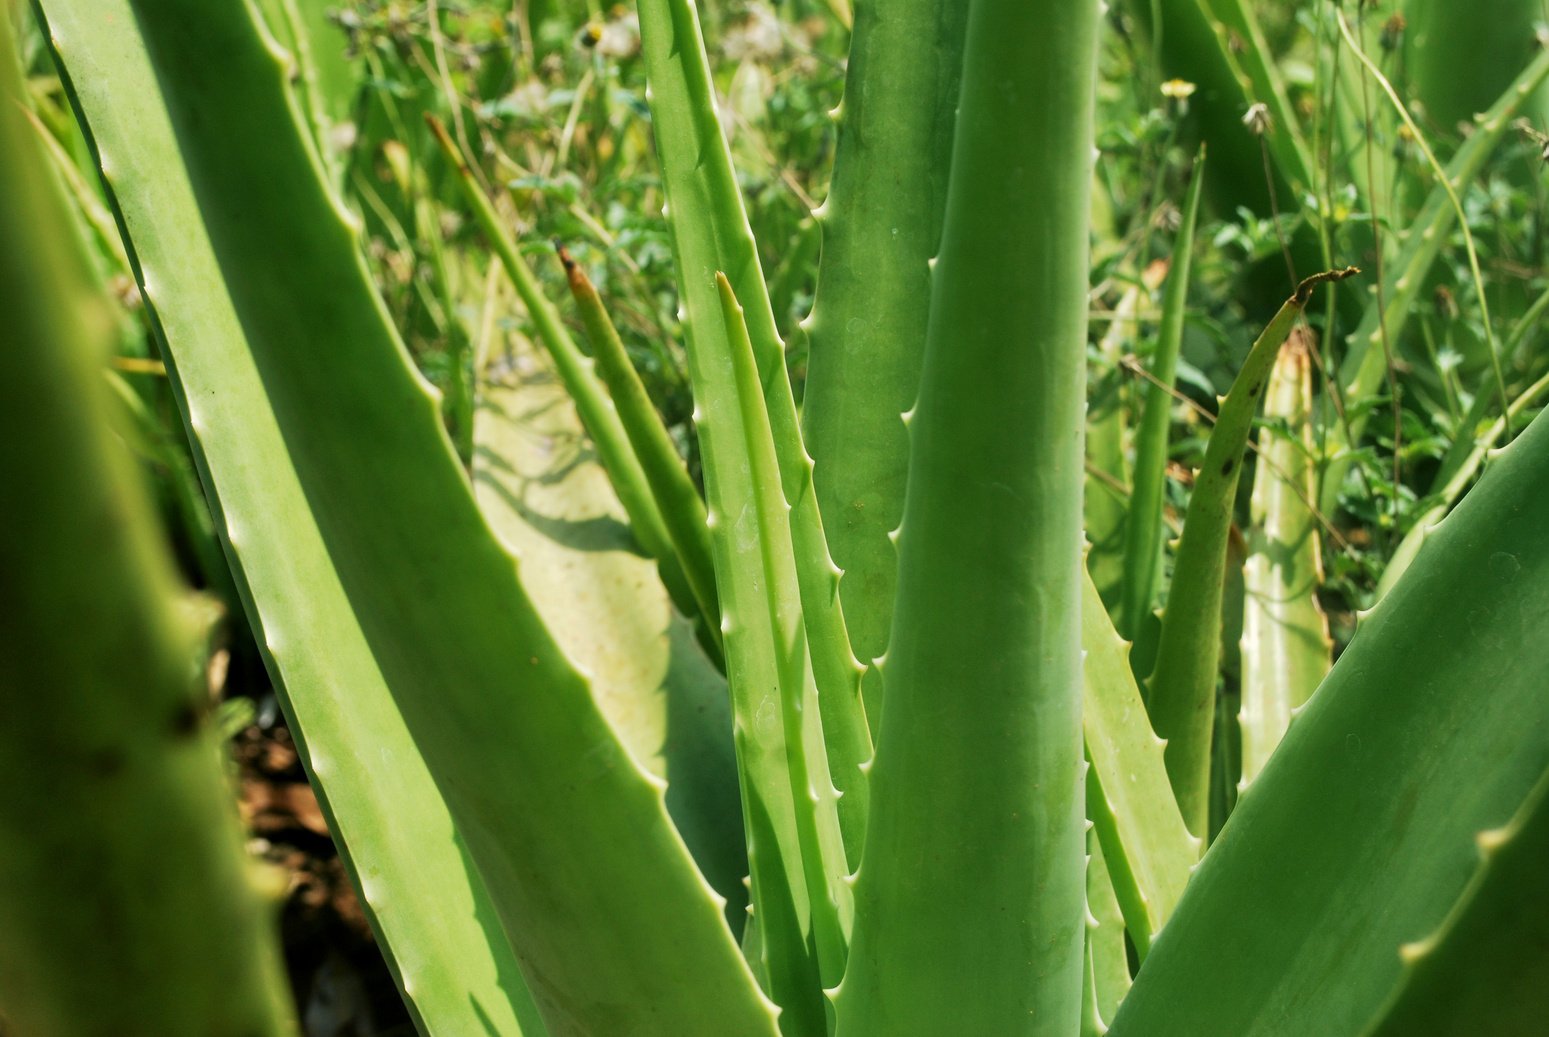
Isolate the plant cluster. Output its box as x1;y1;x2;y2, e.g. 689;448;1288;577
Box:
2;1;1548;1035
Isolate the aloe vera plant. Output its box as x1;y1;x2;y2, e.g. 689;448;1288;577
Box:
6;1;1549;1035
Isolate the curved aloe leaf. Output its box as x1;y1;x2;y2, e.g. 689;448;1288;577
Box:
1129;0;1308;217
100;1;780;1032
1148;268;1356;837
1362;764;1549;1037
553;245;722;646
800;0;967;726
34;2;543;1030
425;114;716;648
1239;332;1331;784
1404;0;1549;133
469;332;748;930
834;1;1099;1031
1083;571;1200;958
636;0;872;865
1118;152;1205;645
1085;834;1131;1032
1377;367;1549;598
1112;404;1549;1036
0;22;293;1034
719;273;852;1000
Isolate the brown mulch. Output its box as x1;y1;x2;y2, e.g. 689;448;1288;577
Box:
234;719;416;1037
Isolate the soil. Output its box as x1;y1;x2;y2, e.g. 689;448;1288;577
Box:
234;717;416;1037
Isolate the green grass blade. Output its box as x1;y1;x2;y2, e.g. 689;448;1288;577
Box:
113;2;780;1031
553;244;722;646
1118;152;1205;643
1083;571;1201;958
34;2;545;1030
470;331;749;931
1111;404;1549;1036
425;114;714;646
0;24;293;1034
1088;264;1165;606
1239;334;1331;785
833;1;1099;1030
800;0;967;725
1362;765;1549;1037
1148;268;1357;837
636;0;872;863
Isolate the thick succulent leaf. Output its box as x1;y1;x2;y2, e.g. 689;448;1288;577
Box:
426;116;713;645
1083;571;1200;956
34;2;541;1030
1403;0;1549;131
800;0;967;725
0;23;293;1034
1147;269;1355;836
1363;764;1549;1036
834;1;1099;1031
636;0;872;868
1378;368;1549;598
1239;334;1331;784
1085;835;1131;1032
718;274;852;999
1111;404;1549;1036
554;246;722;651
76;1;779;1032
469;332;748;930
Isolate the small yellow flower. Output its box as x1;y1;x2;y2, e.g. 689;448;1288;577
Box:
1160;78;1197;101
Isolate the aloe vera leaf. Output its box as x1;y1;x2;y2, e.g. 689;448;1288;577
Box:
799;0;967;724
425;115;716;647
1118;152;1205;644
1083;570;1201;957
636;0;873;866
768;217;821;342
1129;0;1307;215
553;245;723;643
1088;263;1165;606
1086;834;1131;1030
833;1;1099;1031
1321;46;1549;514
100;2;780;1032
719;274;852;995
1148;269;1357;837
1378;367;1549;598
470;331;748;931
0;24;294;1035
1238;334;1331;785
1195;0;1314;194
34;3;546;1031
1362;765;1549;1037
1404;0;1549;133
1110;404;1549;1036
